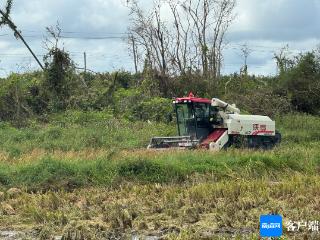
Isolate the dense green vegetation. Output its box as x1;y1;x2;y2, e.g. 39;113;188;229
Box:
1;47;320;126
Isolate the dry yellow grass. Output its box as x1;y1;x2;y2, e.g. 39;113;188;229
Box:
0;174;319;239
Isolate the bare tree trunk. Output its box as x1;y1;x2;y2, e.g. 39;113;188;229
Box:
129;35;138;74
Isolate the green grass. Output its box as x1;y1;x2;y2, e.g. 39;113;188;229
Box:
0;146;317;191
0;112;318;191
0;112;175;155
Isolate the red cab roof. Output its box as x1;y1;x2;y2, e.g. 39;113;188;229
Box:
175;92;212;104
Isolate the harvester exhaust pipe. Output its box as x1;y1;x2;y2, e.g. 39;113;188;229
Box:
212;98;240;114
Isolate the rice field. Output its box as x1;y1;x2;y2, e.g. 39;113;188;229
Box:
0;112;319;239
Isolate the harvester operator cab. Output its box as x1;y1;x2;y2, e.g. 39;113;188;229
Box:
174;94;219;141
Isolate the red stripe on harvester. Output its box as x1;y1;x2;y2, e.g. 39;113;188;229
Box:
252;130;274;136
200;129;227;148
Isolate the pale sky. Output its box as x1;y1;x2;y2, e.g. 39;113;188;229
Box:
0;0;319;77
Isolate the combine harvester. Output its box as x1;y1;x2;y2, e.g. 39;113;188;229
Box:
148;93;281;151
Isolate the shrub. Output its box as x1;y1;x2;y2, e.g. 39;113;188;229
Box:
277;52;320;115
135;97;173;122
117;159;186;183
0;73;35;124
225;90;292;117
113;88;173;122
49;109;113;126
43;45;77;111
113;88;144;120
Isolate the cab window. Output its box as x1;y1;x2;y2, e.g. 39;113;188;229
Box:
194;103;210;127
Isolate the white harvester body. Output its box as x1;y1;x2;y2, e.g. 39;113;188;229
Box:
225;114;275;136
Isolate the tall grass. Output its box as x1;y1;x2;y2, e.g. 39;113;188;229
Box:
0;112;319;191
0;112;176;156
0;145;318;191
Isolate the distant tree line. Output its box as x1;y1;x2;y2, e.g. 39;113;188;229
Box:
0;45;319;126
0;0;319;126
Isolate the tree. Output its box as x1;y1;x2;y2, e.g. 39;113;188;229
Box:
274;45;294;75
129;0;170;76
182;0;236;79
0;0;44;70
128;34;139;74
128;0;236;81
239;43;252;76
279;51;320;115
168;0;191;75
43;23;76;111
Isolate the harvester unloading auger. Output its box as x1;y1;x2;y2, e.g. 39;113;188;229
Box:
148;93;281;151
